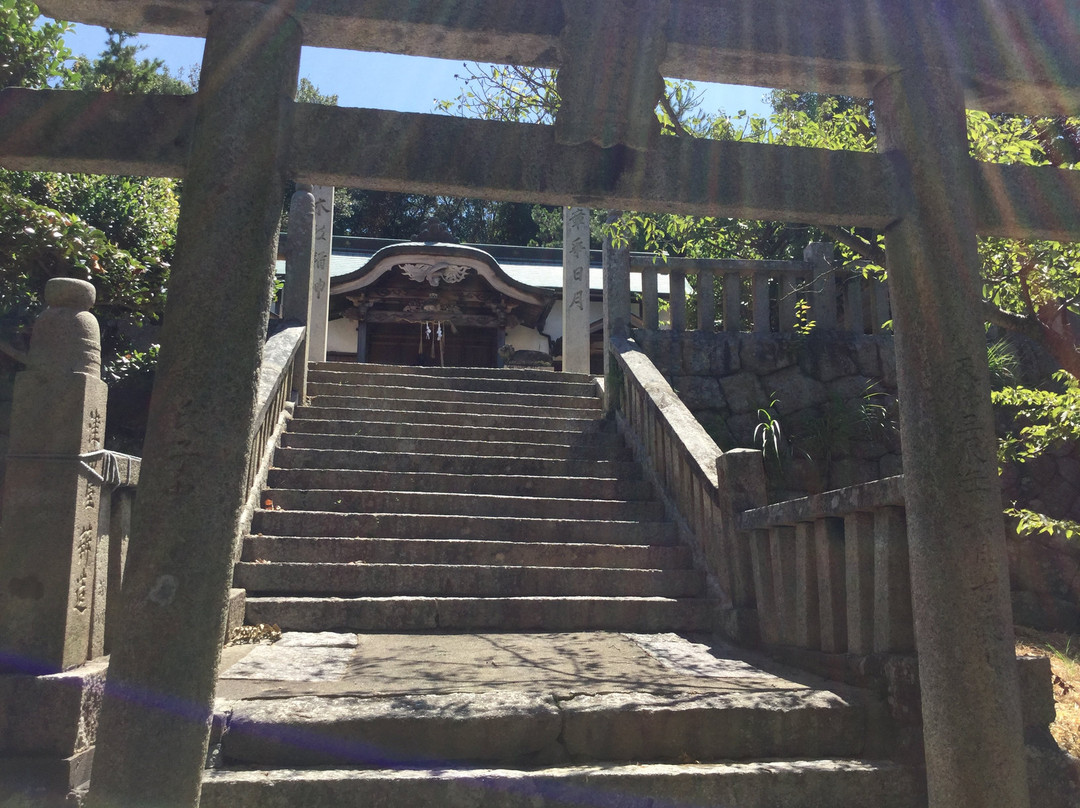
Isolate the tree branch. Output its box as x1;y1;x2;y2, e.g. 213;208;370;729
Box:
659;90;689;138
982;299;1080;379
818;225;885;264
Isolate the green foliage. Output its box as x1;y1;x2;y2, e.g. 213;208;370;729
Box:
102;342;158;385
1;170;176;318
986;338;1019;388
437;63;559;124
0;0;71;88
993;371;1080;464
793;382;897;479
68;29;194;94
1004;506;1080;542
753;397;786;464
0;186;163;348
296;77;336;105
0;23;185;356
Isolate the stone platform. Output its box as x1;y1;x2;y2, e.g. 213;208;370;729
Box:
216;630;818;700
205;631;921;808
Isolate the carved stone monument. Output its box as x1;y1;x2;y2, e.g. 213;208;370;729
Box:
0;278;108;674
306;184;334;363
562;206;591;374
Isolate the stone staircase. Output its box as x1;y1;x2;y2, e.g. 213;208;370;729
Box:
204;363;924;807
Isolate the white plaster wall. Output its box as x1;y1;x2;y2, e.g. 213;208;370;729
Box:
327;317;358;355
505;325;550;354
543;299;603;344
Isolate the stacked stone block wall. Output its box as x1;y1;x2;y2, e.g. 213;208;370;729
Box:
633;329;902;500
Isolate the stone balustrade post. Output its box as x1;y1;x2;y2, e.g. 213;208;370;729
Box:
752;272;770;333
283;186;315;398
696;269;715;332
723;272;741;331
779;273;800;332
641;266;659;330
806;242;837;329
669;270;686;331
0;278;108;674
844;273;865;333
715;448;767;642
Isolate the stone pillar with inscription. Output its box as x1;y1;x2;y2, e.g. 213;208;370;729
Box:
307;184;334;363
562;206;591;374
0;278;108;674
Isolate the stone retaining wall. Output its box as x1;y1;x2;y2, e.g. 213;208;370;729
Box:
633;329;902;499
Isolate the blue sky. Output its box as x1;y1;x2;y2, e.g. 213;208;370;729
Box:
60;24;776;119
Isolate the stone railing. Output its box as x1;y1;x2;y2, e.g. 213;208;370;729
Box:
608;335;760;636
738;476;915;656
237;324;306;559
92;451;140;658
632;243;890;335
609;333;913;651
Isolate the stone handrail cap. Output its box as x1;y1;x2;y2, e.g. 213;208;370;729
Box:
44;278;96;311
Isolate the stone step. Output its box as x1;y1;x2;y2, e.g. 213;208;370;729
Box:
308;367;598;397
265;469;655;501
294;405;603;432
305;395;599;421
278;432;633;462
269;448;642;479
250;511;676;545
261;489;666;522
244;596;720;632
312;361;593;386
234;562;705;598
212;687;864;769
285;417;622;448
241;536;693;569
306;383;601;411
203;760;923;808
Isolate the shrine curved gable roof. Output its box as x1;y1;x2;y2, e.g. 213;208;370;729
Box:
330;242;555;309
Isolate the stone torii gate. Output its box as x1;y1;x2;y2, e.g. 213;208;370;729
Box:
2;1;1079;807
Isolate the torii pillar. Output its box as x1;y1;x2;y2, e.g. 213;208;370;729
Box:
86;3;302;807
876;54;1030;808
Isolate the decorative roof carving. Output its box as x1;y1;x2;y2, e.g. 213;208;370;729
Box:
400;262;471;286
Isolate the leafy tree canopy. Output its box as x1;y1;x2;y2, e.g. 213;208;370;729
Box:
0;16;187;359
0;0;71;89
67;28;194;94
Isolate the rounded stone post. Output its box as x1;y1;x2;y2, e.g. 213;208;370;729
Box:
0;278;108;674
86;3;303;807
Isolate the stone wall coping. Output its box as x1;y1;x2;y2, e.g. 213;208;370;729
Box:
102;451;140;489
739;475;905;530
256;325;306;418
612;335;722;489
629;256;812;275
